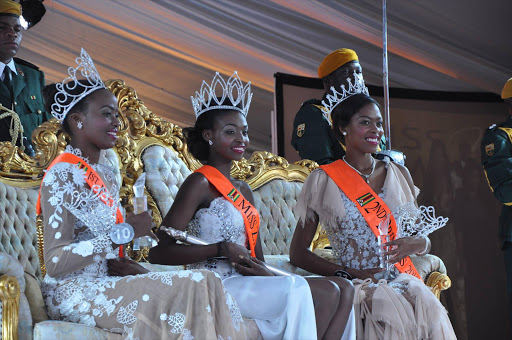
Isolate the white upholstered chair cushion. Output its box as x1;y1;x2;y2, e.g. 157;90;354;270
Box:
253;180;304;256
33;320;119;340
0;182;40;279
142;145;192;217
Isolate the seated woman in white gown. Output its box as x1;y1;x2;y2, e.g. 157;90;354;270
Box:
39;50;245;340
289;85;457;339
149;72;355;340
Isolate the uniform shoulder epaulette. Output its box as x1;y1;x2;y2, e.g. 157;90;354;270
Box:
13;57;40;70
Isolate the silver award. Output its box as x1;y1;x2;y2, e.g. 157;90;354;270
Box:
110;223;135;244
160;225;292;276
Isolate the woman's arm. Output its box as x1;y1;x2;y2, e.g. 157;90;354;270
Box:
289;214;345;277
290;214;384;280
148;173;221;265
41;165;115;277
382;162;432;259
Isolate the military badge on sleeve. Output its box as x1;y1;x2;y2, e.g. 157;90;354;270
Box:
297;123;305;137
485;143;495;156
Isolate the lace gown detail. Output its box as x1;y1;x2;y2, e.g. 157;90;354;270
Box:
187;198;246;279
296;165;457;340
186;197;317;340
325;191;388;270
40;147;245;340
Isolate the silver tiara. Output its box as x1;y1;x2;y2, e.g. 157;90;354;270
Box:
321;72;369;126
191;71;252;119
394;203;449;238
51;48;106;122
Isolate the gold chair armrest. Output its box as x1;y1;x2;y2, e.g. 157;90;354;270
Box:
425;271;451;300
0;274;20;340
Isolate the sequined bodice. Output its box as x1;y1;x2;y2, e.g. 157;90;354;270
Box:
186;197;246;278
323;189;391;270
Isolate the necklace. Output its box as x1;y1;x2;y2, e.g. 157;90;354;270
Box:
342;155;376;183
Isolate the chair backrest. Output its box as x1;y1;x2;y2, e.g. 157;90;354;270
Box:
0;182;41;279
0;79;319;272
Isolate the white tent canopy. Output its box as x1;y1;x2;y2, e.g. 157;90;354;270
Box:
19;0;512;151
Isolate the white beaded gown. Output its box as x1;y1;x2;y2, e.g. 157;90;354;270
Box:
40;147;245;340
186;196;317;340
295;160;457;340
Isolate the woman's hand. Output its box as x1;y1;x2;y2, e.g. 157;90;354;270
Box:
107;257;149;276
347;267;384;283
383;236;427;264
125;211;159;242
233;256;274;276
218;242;250;264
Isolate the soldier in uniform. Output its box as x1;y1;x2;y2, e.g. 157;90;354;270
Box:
291;48;384;165
0;0;48;156
481;77;512;324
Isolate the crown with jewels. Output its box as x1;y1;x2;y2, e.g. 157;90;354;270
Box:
394;203;449;238
51;48;106;122
191;71;252;119
321;72;369;126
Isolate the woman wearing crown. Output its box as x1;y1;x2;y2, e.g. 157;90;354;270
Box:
149;72;356;340
289;79;456;339
38;49;245;340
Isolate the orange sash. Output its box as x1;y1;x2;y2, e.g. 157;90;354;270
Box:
36;153;125;257
195;165;260;257
320;159;421;280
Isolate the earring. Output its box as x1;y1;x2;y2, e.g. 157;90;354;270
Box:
208;140;213;145
77;121;83;129
342;131;347;136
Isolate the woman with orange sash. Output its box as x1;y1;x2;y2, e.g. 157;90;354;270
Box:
290;89;456;339
39;49;245;340
149;72;355;340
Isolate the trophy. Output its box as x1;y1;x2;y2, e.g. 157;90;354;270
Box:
375;213;397;281
160;225;292;277
132;173;157;250
374;204;449;281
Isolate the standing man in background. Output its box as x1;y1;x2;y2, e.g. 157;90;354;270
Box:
291;48;384;165
0;0;47;156
481;77;512;325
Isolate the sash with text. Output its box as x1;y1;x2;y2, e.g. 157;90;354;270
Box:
36;153;125;257
195;165;260;257
320;159;421;279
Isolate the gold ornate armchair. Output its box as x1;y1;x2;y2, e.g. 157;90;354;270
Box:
0;79;451;339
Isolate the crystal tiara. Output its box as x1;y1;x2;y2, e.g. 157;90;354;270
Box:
191;71;252;119
321;72;369;125
51;48;106;122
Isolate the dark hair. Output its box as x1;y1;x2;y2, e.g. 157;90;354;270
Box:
331;93;380;143
184;108;243;161
42;80;103;135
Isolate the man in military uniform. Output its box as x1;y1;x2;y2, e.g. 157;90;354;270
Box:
481;77;512;324
0;0;48;156
291;48;385;165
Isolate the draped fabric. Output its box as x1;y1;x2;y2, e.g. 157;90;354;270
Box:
20;0;511;152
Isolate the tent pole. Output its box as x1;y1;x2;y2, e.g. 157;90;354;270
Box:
382;0;391;149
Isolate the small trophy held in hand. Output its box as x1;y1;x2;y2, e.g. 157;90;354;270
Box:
132;173;157;250
375;213;397;281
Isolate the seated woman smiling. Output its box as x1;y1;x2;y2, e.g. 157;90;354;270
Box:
149;71;356;340
39;49;245;340
289;87;456;339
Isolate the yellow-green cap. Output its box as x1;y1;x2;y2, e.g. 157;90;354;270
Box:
317;48;358;78
502;78;512;99
0;0;20;17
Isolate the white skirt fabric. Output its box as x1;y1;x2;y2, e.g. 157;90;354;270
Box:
222;274;317;340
